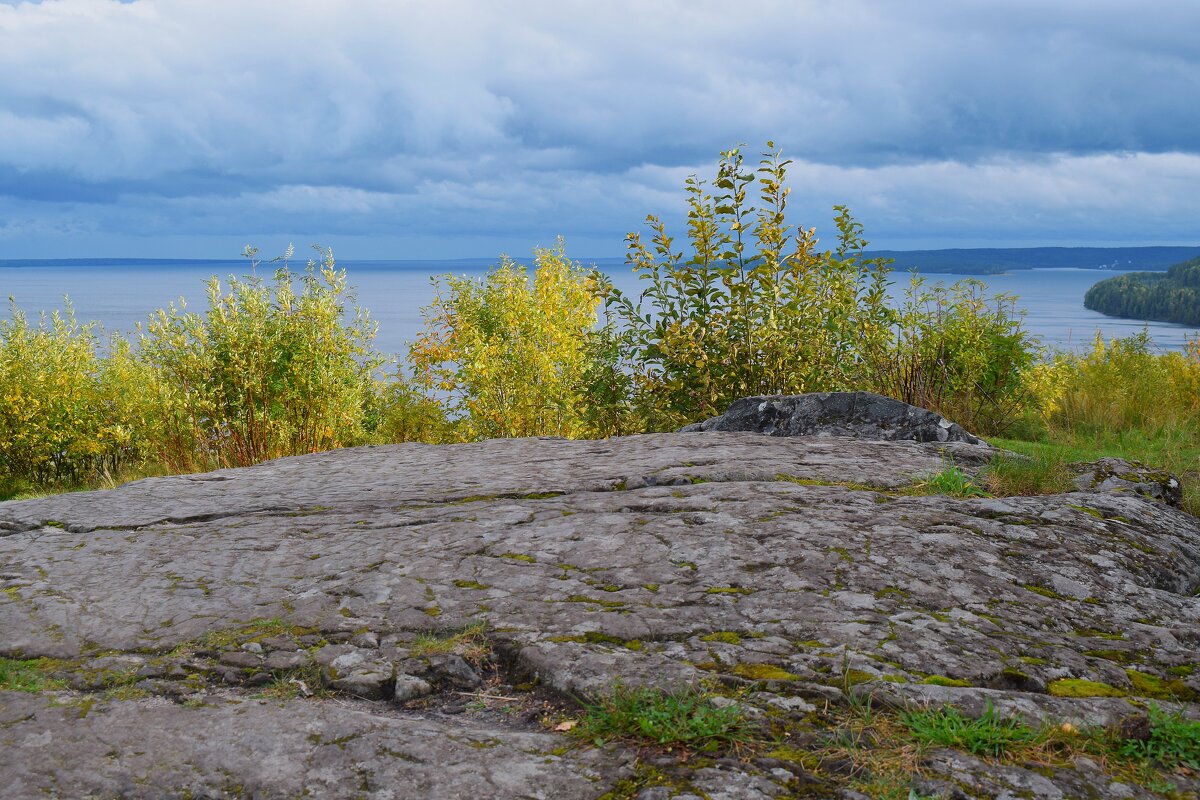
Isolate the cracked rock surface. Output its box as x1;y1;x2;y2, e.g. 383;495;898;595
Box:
2;429;1199;799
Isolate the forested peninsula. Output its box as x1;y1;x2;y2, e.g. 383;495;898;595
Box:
1084;255;1200;326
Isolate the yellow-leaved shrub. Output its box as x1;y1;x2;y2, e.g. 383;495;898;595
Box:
136;248;383;471
409;242;603;440
0;304;148;495
1041;331;1200;433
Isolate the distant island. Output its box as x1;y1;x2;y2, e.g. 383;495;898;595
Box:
864;246;1200;274
1083;255;1200;326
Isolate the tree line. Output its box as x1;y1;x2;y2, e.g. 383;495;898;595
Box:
1084;256;1200;326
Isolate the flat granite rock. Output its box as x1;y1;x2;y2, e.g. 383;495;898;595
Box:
2;430;1198;799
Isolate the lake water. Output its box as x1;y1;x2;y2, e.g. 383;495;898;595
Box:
1;259;1197;356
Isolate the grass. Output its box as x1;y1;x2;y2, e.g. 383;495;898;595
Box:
993;425;1200;516
779;697;1200;799
909;466;989;498
1117;705;1200;769
409;621;490;662
573;684;749;750
898;702;1038;758
0;461;171;502
255;664;327;700
983;449;1076;496
0;657;67;692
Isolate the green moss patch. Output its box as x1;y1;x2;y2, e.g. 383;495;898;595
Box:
563;595;626;609
1074;628;1126;641
1022;583;1068;600
732;663;799;681
1085;649;1139;665
1047;678;1126;698
922;675;971;688
1125;669;1197;701
842;669;878;687
453;579;490;590
701;631;742;645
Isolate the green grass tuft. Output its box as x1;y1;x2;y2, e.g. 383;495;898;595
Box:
1117;704;1200;770
899;702;1038;758
0;657;67;692
574;684;749;749
909;466;989;498
984;450;1075;496
410;621;489;661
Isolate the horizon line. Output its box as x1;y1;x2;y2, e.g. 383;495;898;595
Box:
4;243;1200;267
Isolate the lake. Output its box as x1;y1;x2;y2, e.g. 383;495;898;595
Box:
1;259;1197;357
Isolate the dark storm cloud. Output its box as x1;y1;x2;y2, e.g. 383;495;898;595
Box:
0;0;1197;256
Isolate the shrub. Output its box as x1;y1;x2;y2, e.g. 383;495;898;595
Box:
604;144;894;428
0;302;146;494
866;278;1039;435
602;143;1038;433
408;241;606;440
1042;331;1200;434
136;247;383;471
366;373;456;444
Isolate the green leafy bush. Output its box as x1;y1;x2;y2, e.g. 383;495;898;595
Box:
867;278;1038;434
602;143;1038;434
1040;331;1200;434
1117;705;1200;769
136;247;383;471
604;144;894;429
366;373;456;445
1014;331;1200;514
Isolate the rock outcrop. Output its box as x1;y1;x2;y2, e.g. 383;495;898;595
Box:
1;409;1197;798
680;391;987;445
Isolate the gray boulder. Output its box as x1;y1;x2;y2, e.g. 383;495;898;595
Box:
680;391;986;445
1071;456;1184;507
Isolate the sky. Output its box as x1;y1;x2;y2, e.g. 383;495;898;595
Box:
0;0;1198;259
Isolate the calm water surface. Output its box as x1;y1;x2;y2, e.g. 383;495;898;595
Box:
2;261;1196;356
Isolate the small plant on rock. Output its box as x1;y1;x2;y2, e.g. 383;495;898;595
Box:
984;450;1075;496
899;702;1038;758
911;465;989;498
1117;704;1200;770
574;684;749;750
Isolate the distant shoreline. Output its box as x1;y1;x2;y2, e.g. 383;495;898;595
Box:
3;245;1200;277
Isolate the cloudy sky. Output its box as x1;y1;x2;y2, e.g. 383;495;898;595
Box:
1;0;1198;259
